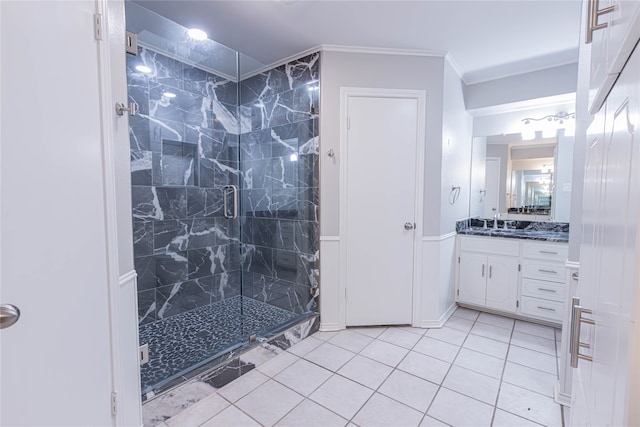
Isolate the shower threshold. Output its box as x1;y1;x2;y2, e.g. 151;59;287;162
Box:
139;296;314;401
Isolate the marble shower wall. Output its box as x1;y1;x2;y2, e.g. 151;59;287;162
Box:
238;52;320;315
127;47;241;325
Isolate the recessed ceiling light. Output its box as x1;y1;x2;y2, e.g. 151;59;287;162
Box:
187;28;207;40
135;65;152;73
163;92;177;98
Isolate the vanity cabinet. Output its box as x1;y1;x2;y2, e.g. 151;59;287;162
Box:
456;235;567;325
458;237;519;313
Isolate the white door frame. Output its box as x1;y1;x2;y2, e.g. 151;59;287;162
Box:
338;87;426;329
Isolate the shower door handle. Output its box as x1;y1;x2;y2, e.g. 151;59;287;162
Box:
223;185;238;219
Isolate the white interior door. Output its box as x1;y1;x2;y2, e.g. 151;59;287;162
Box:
344;94;420;326
483;157;500;217
1;1;138;425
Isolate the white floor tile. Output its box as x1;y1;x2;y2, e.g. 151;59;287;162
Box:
165;393;229;427
425;326;468;346
257;351;300;377
497;382;562;427
360;339;409;367
477;312;515;330
451;306;480;321
312;331;339;341
217;369;269;402
328;330;374;353
463;333;509;359
288;335;324;357
349;326;388;338
507;345;557;375
510;331;557;356
502;361;557;397
412;336;460;363
275;399;348;427
378;369;438;412
427;387;494;427
470;322;512;343
200;406;261;427
398;351;450;385
274;359;333;396
235;380;304;426
419;416;449;427
309;375;374;419
454;348;505;379
492;409;542;427
337;354;393;390
304;342;356;372
514;320;556;340
442;365;500;405
378;328;422;349
444;316;475;333
398;326;428;336
353;393;423;427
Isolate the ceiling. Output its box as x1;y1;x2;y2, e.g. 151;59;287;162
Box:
134;0;582;84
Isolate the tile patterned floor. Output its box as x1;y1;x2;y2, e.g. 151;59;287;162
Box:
154;307;566;427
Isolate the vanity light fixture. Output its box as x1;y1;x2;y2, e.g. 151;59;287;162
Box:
187;28;208;40
521;112;575;140
135;65;152;73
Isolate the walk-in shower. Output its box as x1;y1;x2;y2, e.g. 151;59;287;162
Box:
125;2;320;398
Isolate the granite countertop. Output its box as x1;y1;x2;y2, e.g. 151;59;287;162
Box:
456;218;569;243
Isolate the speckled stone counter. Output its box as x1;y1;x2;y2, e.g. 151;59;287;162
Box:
456;218;569;243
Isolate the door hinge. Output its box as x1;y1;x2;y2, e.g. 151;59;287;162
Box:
516;300;520;308
94;14;103;41
518;264;521;272
347;115;351;130
458;256;460;264
457;289;460;296
126;31;138;55
111;391;118;416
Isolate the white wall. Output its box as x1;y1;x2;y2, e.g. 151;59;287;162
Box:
440;60;474;234
464;63;578;111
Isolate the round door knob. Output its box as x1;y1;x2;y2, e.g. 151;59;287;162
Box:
404;222;415;230
0;304;20;329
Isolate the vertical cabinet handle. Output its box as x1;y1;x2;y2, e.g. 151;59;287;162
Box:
586;0;616;43
223;185;238;219
481;264;485;277
570;296;595;368
489;265;492;279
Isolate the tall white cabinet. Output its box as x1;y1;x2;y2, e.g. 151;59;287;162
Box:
569;0;640;425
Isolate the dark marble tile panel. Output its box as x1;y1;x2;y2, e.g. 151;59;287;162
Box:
183;66;238;105
156;278;213;319
131;150;153;186
214;217;239;244
187;187;223;218
143;48;184;90
152;152;162;186
188;218;217;250
282;52;320;90
212;271;241;303
242;159;270;189
297;154;319;188
214;160;239;187
137;289;156;326
155;252;188;286
199;158;217;188
242;189;273;218
155;187;188;219
127;80;150;116
294;220;319;255
188;247;216;279
270;120;314;157
149;118;185;153
239;129;272;161
242;217;276;247
129;114;151;151
149;84;213;129
154;220;189;254
201;359;255;389
161;155;199;187
269;156;297;189
249;277;315;314
211;100;239;134
242;244;273;276
274;220;295;250
133;220;154;258
132;186;161;220
240;67;290;105
135;255;157;292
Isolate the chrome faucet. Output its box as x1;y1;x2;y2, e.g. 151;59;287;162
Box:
493;213;501;230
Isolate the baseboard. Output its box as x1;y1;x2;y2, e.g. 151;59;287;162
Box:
319;322;343;332
417;302;457;328
554;382;572;407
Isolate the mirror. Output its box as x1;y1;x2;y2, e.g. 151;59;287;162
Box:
469;131;573;222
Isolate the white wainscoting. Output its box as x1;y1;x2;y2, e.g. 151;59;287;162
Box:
419;233;458;328
319;237;342;331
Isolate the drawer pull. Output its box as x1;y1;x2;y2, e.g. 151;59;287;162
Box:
537;306;556;312
537;287;557;293
538;269;558;274
539;250;558;255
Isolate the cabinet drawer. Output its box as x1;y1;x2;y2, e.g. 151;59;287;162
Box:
520;296;563;322
522;242;568;261
521;278;563;302
522;260;564;282
460;237;520;256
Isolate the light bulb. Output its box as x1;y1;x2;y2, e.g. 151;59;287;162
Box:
135;65;152;73
163;92;177;98
187;28;207;40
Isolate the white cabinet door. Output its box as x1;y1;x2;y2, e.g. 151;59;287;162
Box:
458;253;487;307
485;256;519;313
572;44;640;427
